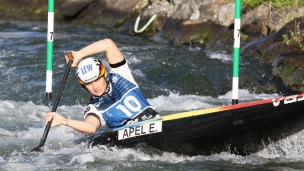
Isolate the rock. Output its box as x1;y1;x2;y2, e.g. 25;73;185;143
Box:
172;0;187;5
268;7;302;32
142;2;173;17
189;0;200;20
240;17;304;94
167;19;223;45
159;0;170;5
242;4;270;26
171;2;192;20
272;43;304;93
241;4;271;39
198;0;231;24
190;9;200;20
271;17;304;93
59;0;149;29
59;0;96;17
215;3;234;26
149;0;159;5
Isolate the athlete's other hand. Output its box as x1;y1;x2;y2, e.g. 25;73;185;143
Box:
45;112;66;127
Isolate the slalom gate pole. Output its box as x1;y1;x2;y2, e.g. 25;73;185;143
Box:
46;0;54;100
232;0;241;105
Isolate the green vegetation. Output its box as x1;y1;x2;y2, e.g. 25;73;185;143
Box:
242;0;304;10
283;20;304;51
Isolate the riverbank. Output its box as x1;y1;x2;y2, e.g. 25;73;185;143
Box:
0;0;304;94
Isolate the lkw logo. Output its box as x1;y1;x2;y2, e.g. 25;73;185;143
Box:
81;64;93;74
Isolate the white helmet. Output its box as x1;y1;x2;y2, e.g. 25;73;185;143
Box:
76;57;105;84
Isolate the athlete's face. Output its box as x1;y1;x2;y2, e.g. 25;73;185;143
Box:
84;76;107;96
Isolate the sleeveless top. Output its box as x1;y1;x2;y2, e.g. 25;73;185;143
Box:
83;64;158;129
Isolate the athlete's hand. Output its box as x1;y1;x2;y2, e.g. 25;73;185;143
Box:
45;112;66;127
65;51;81;68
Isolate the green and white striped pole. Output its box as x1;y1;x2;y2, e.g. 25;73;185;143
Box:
46;0;54;100
232;0;241;105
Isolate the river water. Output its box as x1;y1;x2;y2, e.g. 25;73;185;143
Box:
0;20;304;170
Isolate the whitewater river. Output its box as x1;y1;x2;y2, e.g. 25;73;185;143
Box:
0;20;304;170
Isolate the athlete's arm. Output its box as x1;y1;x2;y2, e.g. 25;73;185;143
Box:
65;39;124;67
45;112;100;134
110;62;137;85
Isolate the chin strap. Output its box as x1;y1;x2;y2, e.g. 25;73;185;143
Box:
101;76;115;101
103;76;110;94
86;75;112;102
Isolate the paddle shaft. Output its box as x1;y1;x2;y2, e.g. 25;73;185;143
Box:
31;53;73;152
41;60;72;144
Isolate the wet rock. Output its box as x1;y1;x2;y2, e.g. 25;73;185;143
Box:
62;0;149;29
272;43;304;93
240;17;304;94
167;20;223;45
59;0;96;17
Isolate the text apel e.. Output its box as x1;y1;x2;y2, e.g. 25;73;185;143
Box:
118;122;162;140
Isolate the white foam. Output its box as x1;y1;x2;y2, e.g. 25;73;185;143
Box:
218;89;279;101
149;92;215;112
65;153;95;165
90;145;194;163
206;51;233;62
256;129;304;159
149;90;279;114
0;128;15;136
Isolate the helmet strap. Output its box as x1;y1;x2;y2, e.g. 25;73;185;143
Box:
103;75;110;94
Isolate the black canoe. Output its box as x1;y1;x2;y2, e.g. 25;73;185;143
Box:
87;93;304;156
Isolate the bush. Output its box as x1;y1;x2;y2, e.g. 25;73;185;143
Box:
283;20;304;51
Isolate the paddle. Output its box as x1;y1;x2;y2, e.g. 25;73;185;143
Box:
31;52;73;152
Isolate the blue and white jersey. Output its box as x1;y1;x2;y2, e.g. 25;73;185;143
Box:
84;63;158;129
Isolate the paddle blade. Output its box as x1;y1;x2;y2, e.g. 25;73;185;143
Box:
30;143;44;152
30;120;52;152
